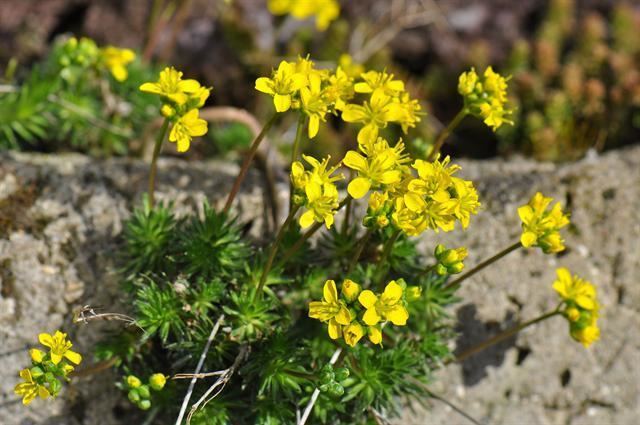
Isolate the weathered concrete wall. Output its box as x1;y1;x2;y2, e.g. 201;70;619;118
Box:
1;147;638;424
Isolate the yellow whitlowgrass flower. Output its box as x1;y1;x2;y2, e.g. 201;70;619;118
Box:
38;330;82;365
343;147;403;199
358;280;409;326
324;67;355;111
367;325;382;345
518;192;570;253
168;109;208;152
344;322;365;347
300;74;329;138
553;268;597;311
449;177;480;229
393;92;423;134
269;0;340;30
570;319;600;348
140;67;202;105
255;61;307;112
354;70;405;96
309;280;352;339
458;66;513;131
100;46;135;82
341;90;404;144
14;369;50;405
341;279;361;302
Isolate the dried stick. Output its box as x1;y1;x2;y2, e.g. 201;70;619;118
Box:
297;348;342;425
186;344;250;424
175;314;224;425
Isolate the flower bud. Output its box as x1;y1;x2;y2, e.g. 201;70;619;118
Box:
434;244;467;275
128;389;140;403
341;279;361;302
127;375;142;389
138;399;152;410
406;286;422;301
566;307;580;322
138;384;151;399
149;373;167;391
30;349;45;363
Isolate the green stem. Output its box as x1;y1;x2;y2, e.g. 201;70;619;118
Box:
254;205;300;301
443;241;522;291
276;195;352;269
224;113;278;213
375;229;401;289
289;114;306;209
341;171;354;235
427;108;467;162
147;119;169;208
453;310;561;363
418;264;437;277
346;228;373;276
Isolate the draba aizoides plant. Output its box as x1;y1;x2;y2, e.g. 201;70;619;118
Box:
15;56;601;424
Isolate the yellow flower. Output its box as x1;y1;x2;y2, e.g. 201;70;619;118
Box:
518;192;570;253
168;109;208;152
344;322;364;347
393;92;422;134
268;0;340;30
255;61;307;112
38;330;82;365
341;90;404;144
364;191;391;229
300;74;329;138
324;67;355;111
140;67;203;105
14;369;50;405
354;70;405;96
127;375;142;389
149;373;167;391
101;46;135;81
343;145;404;199
449;177;480;229
553;268;597;311
571;321;600;348
309;280;352;339
342;279;361;302
458;66;513;131
358;281;409;326
292;155;343;229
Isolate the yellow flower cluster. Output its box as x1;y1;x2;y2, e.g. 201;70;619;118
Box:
291;155;344;229
518;192;570;253
342;70;422;144
100;46;136;82
14;330;82;405
267;0;340;30
140;67;210;152
309;279;418;347
458;66;513;131
553;268;600;347
256;57;357;138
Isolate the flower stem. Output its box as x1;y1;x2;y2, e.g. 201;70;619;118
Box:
254;204;300;301
452;310;561;363
147;118;169;208
276;195;352;269
443;241;522;291
427;108;467;162
346;228;373;276
289;114;306;209
224;113;278;213
375;229;401;289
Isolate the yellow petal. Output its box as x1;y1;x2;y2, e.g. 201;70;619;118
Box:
328;319;342;339
299;210;316;229
178;79;201;93
308;115;319;138
111;65;127;82
274;94;291;112
255;77;274;95
379;170;401;185
357;123;378;145
139;82;161;94
347;177;371;199
341;105;367;122
354;82;372;93
358;290;378;308
335;306;352;325
38;333;53;349
520;231;537;248
382;280;403;304
517;205;534;223
386;305;409;326
362;308;381;326
64;350;82;365
403;192;426;212
38;385;50;399
323;280;338;304
50;352;62;365
342;151;367;172
368;326;382;345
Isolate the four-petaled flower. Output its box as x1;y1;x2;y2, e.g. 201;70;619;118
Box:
38;330;82;365
14;369;50;405
168;109;208;152
309;280;352;339
101;46;136;82
358;281;409;326
255;61;307;112
518;192;570;253
140;67;203;105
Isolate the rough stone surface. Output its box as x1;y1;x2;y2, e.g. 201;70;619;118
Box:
1;147;639;424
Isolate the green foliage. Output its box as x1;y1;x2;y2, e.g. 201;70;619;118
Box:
177;204;250;279
0;36;160;155
134;277;187;343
